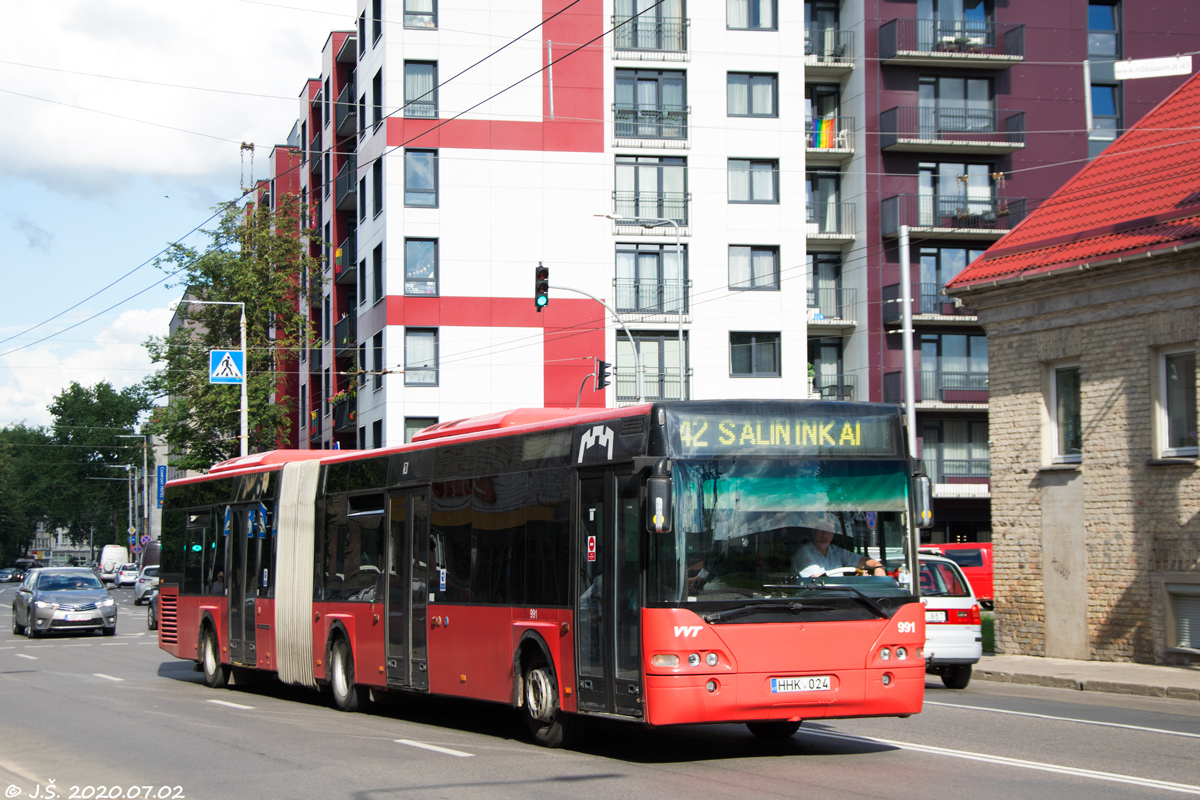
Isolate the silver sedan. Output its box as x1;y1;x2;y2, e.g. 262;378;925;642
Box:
11;568;118;638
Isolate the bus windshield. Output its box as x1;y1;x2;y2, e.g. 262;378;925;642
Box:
650;458;915;604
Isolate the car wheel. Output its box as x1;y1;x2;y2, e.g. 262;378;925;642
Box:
521;652;581;748
26;622;41;639
941;664;972;690
330;637;366;712
201;628;229;689
746;721;802;739
11;607;25;636
147;606;157;631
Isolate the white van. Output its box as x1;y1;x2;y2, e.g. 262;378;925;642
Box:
98;545;130;584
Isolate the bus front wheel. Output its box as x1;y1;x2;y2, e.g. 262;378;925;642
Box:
331;638;366;712
746;721;801;739
522;654;580;748
201;628;229;689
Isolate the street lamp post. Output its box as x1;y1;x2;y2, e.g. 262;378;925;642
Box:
599;214;686;400
117;434;148;541
187;300;248;457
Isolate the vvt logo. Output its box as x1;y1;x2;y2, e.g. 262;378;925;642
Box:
577;425;615;463
673;625;702;638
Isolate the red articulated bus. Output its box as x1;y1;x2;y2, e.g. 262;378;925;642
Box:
157;400;932;745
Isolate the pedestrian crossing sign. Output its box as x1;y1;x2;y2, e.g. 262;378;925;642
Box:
210;350;244;384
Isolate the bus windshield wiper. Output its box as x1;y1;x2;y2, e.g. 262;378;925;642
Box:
703;601;835;624
800;584;890;618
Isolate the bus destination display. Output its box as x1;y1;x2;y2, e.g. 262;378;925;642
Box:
667;411;902;457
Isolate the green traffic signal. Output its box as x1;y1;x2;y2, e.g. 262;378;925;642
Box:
534;264;550;311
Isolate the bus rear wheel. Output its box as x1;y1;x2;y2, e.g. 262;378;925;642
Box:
746;721;801;739
201;628;229;689
522;654;580;748
331;638;366;712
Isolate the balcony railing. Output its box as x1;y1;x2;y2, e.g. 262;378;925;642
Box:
806;201;855;238
612;192;689;227
333;396;357;433
333;312;357;355
614;368;689;404
804;28;855;67
613;104;689;140
813;373;858;401
309;133;322;175
612;14;687;57
807;287;857;323
881;194;1027;237
309;409;322;444
922;456;990;485
404;97;437;119
806;116;854;151
880;106;1025;151
879;18;1025;63
883;283;976;322
613;278;689;315
335;233;357;285
885;370;988;404
335;157;357;211
335;83;357;138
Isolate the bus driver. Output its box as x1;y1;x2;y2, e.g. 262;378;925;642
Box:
793;513;886;577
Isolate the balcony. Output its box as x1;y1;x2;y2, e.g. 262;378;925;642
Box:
806;116;854;165
813;373;858;401
881;194;1026;240
804;28;854;77
332;396;357;433
614;368;689;405
880;107;1025;155
806;201;856;243
612;14;688;61
335;232;357;285
335;156;357;211
613;278;691;322
611;192;689;232
613;104;689;148
335;84;357;138
884;370;988;407
333;312;357;356
806;287;857;331
879;18;1025;68
309;133;322;176
309;410;322;445
883;283;977;326
923;456;990;498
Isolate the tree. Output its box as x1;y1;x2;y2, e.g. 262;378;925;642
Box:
0;424;50;564
143;194;323;471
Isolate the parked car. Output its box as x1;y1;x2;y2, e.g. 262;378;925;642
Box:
11;567;118;637
920;554;982;689
920;542;993;609
115;563;140;587
134;566;159;604
147;589;158;631
0;568;19;583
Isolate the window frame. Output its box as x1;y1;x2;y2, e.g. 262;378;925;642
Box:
404;149;438;208
728;158;779;204
1158;347;1198;459
372;244;384;305
727;0;777;31
373;331;384;391
405;416;438;443
1049;363;1082;464
727;72;778;118
372;158;383;219
403;61;438;119
729;331;781;378
404;238;439;297
614;242;689;314
372;0;382;44
728;245;780;291
404;0;437;29
404;328;439;387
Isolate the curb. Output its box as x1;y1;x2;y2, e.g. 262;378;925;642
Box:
974;669;1200;701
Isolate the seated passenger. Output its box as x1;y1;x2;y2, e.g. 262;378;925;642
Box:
792;514;885;577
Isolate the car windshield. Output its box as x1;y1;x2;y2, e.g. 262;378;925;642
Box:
37;572;104;591
920;560;971;597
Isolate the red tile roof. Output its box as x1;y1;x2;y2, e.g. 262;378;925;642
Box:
947;70;1200;290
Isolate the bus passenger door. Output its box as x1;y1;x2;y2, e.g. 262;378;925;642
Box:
576;468;643;718
386;488;430;690
226;504;262;666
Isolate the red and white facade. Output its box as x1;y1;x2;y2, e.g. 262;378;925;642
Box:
290;1;809;449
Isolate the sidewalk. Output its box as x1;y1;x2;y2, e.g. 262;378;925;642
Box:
974;654;1200;701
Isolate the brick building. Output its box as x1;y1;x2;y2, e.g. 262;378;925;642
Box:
946;71;1200;664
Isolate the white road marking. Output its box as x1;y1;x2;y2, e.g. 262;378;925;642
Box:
207;699;255;710
93;673;124;682
394;739;474;758
805;730;1200;795
100;642;129;646
925;700;1200;739
15;653;37;660
64;644;93;648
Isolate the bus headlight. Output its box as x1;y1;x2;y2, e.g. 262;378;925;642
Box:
706;652;718;667
896;647;908;661
651;654;679;668
688;653;701;667
879;647;892;661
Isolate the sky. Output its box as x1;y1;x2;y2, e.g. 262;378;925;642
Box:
0;0;357;428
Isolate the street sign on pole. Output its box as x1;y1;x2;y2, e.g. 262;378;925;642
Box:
210;350;245;384
1114;56;1193;81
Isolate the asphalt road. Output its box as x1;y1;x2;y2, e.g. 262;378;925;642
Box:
2;584;1199;800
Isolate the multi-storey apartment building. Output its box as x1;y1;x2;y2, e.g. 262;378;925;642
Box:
271;0;1197;549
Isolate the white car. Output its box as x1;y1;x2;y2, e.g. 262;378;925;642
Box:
115;563;140;587
134;566;159;605
920;554;982;689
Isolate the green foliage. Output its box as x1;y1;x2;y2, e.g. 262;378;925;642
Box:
142;195;323;471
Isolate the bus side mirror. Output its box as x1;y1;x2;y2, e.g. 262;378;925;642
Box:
646;475;672;535
912;475;933;529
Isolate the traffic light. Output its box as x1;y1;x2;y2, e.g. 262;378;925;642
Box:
595;358;611;391
534;263;550;311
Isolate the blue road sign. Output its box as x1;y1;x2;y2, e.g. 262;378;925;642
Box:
210;350;244;384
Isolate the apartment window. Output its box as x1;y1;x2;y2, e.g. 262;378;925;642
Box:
358;342;367;388
807;169;843;235
404;62;437;118
358;176;366;221
372;0;382;43
730;332;780;378
614;156;687;224
1050;364;1082;463
373;331;384;391
300;384;308;428
728;73;777;117
918;0;993;43
404;149;437;207
1088;0;1120;57
806;1;840;57
358;13;366;56
358;258;367;305
809;337;851;400
1159;349;1198;458
728;0;775;30
806;253;844;317
1169;584;1200;650
323;368;332;416
359;426;367;449
405;328;438;386
921;419;989;483
372;158;383;217
323;78;331;128
615;243;687;314
372;244;383;303
373;419;383;449
729;245;779;290
1090;84;1121;143
919;161;995;224
728;159;778;203
372;70;383;130
614;0;686;52
405;0;436;28
405;417;438;443
405;239;438;296
918;246;985;312
616;332;688;402
921;333;988;402
358;93;366;137
614;69;687;139
919;76;993;133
